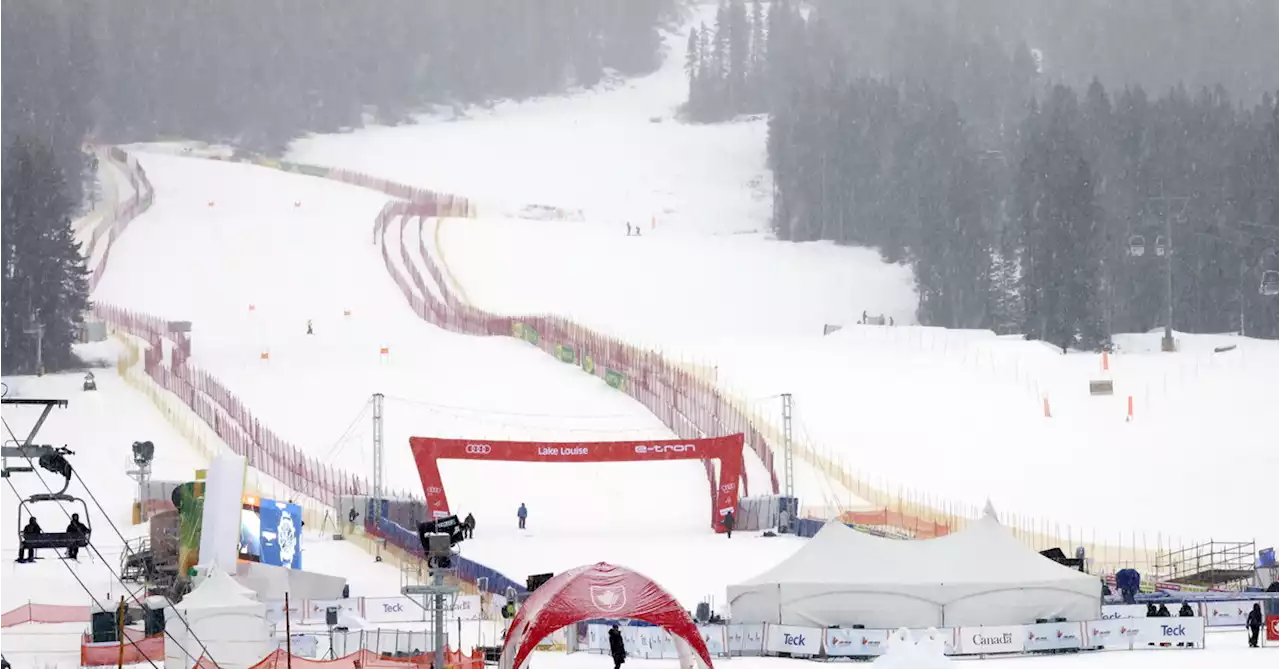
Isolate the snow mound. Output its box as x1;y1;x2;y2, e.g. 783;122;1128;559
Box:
873;628;953;669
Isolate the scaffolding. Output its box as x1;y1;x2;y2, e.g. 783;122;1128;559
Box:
1154;541;1256;589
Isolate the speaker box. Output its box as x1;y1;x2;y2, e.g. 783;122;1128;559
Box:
91;611;119;643
526;573;553;592
326;606;339;627
144;607;165;636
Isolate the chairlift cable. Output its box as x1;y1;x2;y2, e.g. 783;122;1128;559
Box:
2;419;221;667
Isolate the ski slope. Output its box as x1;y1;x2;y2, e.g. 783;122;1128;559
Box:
85;150;813;611
283;0;1278;551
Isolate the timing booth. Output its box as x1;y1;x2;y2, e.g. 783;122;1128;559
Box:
728;510;1101;629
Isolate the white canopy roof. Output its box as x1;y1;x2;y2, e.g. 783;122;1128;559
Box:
179;569;263;611
729;509;1101;629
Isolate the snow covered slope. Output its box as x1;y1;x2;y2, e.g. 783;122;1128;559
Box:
84;151;815;611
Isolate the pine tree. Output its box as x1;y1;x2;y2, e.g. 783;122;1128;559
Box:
1;138;91;374
685;28;701;115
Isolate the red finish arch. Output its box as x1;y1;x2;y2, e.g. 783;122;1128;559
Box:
499;562;715;669
409;435;744;532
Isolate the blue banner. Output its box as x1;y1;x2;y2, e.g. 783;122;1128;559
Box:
259;499;303;569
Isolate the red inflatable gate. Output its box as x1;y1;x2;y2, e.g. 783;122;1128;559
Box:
409;435;744;532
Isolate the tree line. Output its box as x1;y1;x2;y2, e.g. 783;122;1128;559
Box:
687;0;1278;347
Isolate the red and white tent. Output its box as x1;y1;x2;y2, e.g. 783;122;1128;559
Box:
500;562;714;669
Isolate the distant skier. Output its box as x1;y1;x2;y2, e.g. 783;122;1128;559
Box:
626;222;633;236
517;503;527;530
721;510;734;539
463;512;476;539
608;623;627;669
1246;603;1263;647
306;320;314;335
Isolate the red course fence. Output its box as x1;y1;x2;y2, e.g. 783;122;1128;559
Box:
88;147;782;520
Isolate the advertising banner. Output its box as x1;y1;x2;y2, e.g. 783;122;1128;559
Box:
824;628;889;657
259;499;303;569
697;626;729;657
764;624;822;655
304;599;361;624
453;595;482;621
1136;619;1203;649
362;596;427;623
263;599;302;624
1086;619;1145;649
622;626;677;659
1023;622;1086;652
726;624;766;655
411;435;744;532
1266;615;1278;642
1100;604;1149;619
957;625;1023;655
1205;600;1262;627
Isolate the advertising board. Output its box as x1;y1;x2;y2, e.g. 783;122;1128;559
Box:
824;628;889;657
1023;622;1086;652
764;624;822;655
957;625;1023;655
726;624;765;655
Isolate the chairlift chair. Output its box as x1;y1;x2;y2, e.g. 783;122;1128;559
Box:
1262;270;1279;297
17;495;92;559
1127;234;1146;257
1154;235;1168;257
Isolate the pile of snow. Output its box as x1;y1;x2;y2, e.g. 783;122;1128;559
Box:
873;628;953;669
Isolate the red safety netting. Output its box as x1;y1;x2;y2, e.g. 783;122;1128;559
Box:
81;630;164;666
502;562;713;669
1;603;91;627
195;647;484;669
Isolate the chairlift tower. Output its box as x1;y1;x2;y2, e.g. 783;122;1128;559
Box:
1;398;69;477
127;441;156;522
781;393;794;500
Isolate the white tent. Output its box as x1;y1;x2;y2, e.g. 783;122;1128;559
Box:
165;570;275;669
727;510;1101;629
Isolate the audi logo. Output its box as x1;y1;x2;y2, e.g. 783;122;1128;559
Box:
465;444;492;455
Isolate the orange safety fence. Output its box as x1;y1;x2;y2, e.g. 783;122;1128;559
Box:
195;647;485;669
1;603;91;627
81;630;164;666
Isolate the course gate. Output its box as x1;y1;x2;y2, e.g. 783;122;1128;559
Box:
409;435;745;533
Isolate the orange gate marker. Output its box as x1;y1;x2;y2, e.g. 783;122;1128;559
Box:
1126;395;1134;422
1042;397;1052;418
1102;350;1110;371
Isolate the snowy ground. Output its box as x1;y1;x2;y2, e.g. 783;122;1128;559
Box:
284;0;1278;553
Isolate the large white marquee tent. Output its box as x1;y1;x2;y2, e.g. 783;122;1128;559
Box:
727;508;1102;629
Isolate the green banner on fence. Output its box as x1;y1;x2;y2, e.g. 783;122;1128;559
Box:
605;369;627;391
582;355;595;375
555;344;575;364
524;326;541;346
297;164;329;178
512;322;525;339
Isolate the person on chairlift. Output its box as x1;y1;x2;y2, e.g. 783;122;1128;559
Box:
18;517;42;563
65;513;89;560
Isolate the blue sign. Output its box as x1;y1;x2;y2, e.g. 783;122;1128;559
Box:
259;499;303;569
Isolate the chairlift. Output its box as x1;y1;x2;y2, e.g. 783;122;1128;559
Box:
16;495;92;560
1262;270;1279;297
1154;235;1168;257
1127;235;1146;257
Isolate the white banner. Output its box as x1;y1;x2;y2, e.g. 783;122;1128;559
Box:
1131;617;1205;646
824;628;889;657
727;624;765;655
1100;604;1150;619
1086;618;1145;648
304;599;360;624
1024;622;1085;652
453;595;482;621
957;625;1023;655
362;596;426;623
697;625;729;657
1206;601;1262;627
764;624;822;655
263;599;302;623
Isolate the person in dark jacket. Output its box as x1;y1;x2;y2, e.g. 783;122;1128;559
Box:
1247;602;1263;647
517;503;527;530
1145;603;1158;617
722;510;734;538
1156;604;1171;617
607;624;627;669
65;513;89;559
18;518;42;562
1178;602;1195;617
463;513;475;539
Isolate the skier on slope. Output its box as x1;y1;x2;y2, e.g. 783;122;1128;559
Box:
306;319;314;335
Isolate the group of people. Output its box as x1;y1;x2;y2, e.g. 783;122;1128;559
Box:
1142;601;1267;649
17;513;89;563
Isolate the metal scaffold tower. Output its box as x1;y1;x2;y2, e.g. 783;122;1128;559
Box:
781;393;794;500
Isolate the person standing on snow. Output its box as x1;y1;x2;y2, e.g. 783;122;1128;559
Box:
608;623;627;669
306;319;314;335
1246;603;1263;647
721;510;735;538
463;512;475;539
517;503;527;530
